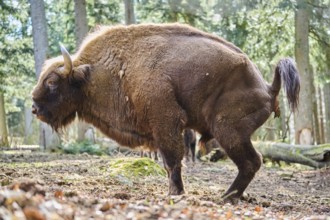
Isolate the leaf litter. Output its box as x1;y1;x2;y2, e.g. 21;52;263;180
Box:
0;151;329;219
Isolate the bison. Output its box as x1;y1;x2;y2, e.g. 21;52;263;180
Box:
197;138;227;162
142;129;195;161
31;23;300;203
183;129;196;162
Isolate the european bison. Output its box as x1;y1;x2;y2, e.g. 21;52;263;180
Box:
143;129;195;162
31;23;300;203
183;129;196;162
140;149;159;161
197;138;227;162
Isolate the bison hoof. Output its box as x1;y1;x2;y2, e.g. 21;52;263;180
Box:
168;186;185;195
222;192;240;204
223;196;239;205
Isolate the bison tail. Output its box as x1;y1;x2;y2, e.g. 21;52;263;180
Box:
271;58;300;112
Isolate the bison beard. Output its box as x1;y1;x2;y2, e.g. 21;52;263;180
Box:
31;23;300;203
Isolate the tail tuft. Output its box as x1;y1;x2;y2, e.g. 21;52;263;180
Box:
272;58;300;112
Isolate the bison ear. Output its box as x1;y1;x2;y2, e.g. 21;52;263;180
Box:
70;64;91;86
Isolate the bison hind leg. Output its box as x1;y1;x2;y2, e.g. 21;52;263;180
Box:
212;124;263;204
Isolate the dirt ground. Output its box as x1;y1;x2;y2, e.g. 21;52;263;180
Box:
0;151;329;219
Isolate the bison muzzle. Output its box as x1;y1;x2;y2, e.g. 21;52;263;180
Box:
32;23;300;203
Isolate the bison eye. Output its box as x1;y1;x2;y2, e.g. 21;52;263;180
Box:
47;80;56;86
45;78;59;90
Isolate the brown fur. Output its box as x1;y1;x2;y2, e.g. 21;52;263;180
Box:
32;23;300;202
183;129;196;162
197;138;227;162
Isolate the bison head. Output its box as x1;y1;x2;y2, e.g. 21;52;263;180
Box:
32;45;90;131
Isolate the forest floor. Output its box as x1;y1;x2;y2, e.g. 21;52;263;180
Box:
0;151;329;220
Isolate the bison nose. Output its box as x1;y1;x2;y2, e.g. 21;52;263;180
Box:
32;103;39;115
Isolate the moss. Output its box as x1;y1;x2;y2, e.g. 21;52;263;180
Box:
109;157;166;177
1;178;11;186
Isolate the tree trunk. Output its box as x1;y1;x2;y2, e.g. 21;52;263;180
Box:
311;70;321;144
74;0;94;142
254;141;330;169
279;91;288;141
317;86;325;144
324;83;330;143
294;0;314;145
323;45;330;143
30;0;48;78
30;0;60;149
74;0;88;47
318;87;325;143
168;0;179;22
0;92;9;147
264;119;275;141
124;0;136;25
24;106;33;144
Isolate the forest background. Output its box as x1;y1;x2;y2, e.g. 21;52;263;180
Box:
0;0;329;149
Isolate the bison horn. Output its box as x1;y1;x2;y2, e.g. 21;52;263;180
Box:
60;44;73;75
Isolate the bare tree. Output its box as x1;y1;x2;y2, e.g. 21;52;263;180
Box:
294;0;314;145
324;46;330;143
30;0;60;148
74;0;93;142
24;105;34;144
124;0;136;25
74;0;88;46
0;93;8;147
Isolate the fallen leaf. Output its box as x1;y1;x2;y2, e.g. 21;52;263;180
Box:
11;183;20;191
226;211;233;219
119;203;127;209
255;205;263;212
23;207;45;220
54;190;63;199
100;201;112;212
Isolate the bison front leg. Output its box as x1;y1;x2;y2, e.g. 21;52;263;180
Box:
144;80;187;195
159;142;185;195
153;122;186;195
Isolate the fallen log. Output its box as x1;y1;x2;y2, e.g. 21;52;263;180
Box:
0;145;40;152
0;147;40;151
253;141;330;169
